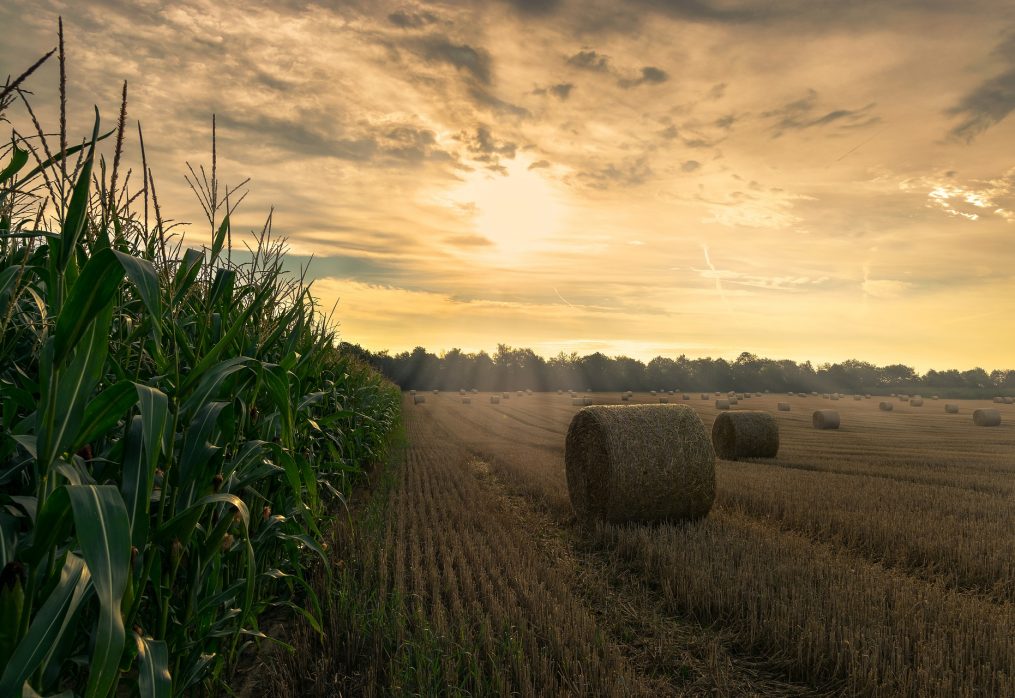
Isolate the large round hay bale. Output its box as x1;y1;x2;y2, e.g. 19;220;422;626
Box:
729;398;739;405
812;410;840;429
777;402;791;411
413;395;426;405
1005;397;1014;405
992;396;1004;403
682;393;690;400
931;395;939;400
879;401;894;411
910;397;924;406
711;411;779;460
461;397;471;404
490;395;501;404
973;408;1001;426
565;404;715;523
715;399;731;410
945;403;959;413
659;397;669;404
459;389;466;395
432;389;439;395
502;392;510;400
701;393;709;400
853;395;862;401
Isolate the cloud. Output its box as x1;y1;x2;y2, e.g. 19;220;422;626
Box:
577;157;653;188
528;159;551;169
762;89;880;137
444;233;494;247
566;49;611;72
533;82;574;99
468;86;531;117
415;35;493;85
618;65;669;88
681;160;701;172
387;8;440;28
946;35;1015;142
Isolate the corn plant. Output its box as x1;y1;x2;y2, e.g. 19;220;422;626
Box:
0;36;400;696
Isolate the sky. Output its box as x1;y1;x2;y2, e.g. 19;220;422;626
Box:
2;0;1014;370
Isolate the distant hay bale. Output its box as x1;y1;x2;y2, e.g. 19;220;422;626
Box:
994;397;1004;403
821;394;829;399
716;399;731;410
565;404;715;523
701;393;709;400
650;390;657;395
853;395;862;401
910;397;924;407
460;389;466;395
461;397;471;404
879;402;894;411
413;395;426;405
811;391;818;396
621;394;630;401
715;392;721;397
729;398;739;405
812;410;840;429
890;393;896;397
432;389;439;395
659;397;669;403
777;402;791;411
865;394;871;399
490;395;501;404
517;390;524;396
572;397;592;406
711;411;780;460
1005;397;1015;405
682;393;690;400
557;389;563;394
945;403;959;413
410;390;416;395
502;392;510;400
526;389;533;394
736;393;745;400
931;395;939;400
471;388;478;393
973;408;1001;427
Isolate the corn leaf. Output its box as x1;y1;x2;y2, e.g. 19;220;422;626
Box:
133;632;171;698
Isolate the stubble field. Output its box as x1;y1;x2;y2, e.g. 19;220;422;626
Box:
268;391;1015;697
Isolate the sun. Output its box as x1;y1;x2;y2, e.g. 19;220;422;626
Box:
449;158;566;258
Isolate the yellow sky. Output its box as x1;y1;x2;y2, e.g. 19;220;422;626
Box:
3;0;1014;369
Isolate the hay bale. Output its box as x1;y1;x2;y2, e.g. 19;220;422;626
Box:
931;395;939;400
502;392;510;400
432;389;439;395
729;398;739;405
812;410;840;429
945;403;959;413
777;402;791;411
659;397;669;404
821;394;829;399
701;393;709;400
622;394;631;401
410;389;416;395
682;393;690;400
910;397;924;407
1005;397;1015;405
650;390;657;396
565;404;715;523
557;389;563;394
879;401;894;411
490;395;501;404
715;399;731;410
526;389;533;394
973;408;1001;427
736;393;745;400
993;396;1004;403
711;411;779;460
572;397;592;406
517;390;524;396
413;395;426;405
460;389;466;395
472;388;478;393
461;397;471;404
853;395;862;401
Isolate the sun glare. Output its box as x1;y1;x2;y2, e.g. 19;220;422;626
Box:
450;159;566;258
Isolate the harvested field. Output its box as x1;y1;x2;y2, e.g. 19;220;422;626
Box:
271;391;1015;696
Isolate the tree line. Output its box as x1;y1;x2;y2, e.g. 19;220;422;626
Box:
339;343;1015;397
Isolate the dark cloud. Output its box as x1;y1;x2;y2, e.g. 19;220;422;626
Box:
459;125;518;171
528;159;551;169
387;8;440;28
533;82;574;99
681;160;701;172
567;49;611;72
762;89;879;137
618;65;669;88
578;157;653;188
947;34;1015;142
468;86;531;117
714;114;737;129
416;35;493;84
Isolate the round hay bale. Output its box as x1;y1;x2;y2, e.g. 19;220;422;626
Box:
557;389;563;394
879;401;894;411
1005;397;1015;405
711;411;779;460
812;410;840;429
502;392;510;399
526;389;533;394
945;403;959;413
853;395;862;401
461;397;471;404
931;395;939;400
777;402;791;411
413;395;426;405
650;390;657;395
910;397;924;407
565;404;715;523
517;390;524;396
622;394;631;401
432;389;439;395
472;388;479;393
460;389;466;395
715;399;731;410
973;408;1001;427
490;395;501;404
993;396;1004;403
701;393;709;400
659;397;669;404
737;393;746;400
410;389;416;395
682;393;690;400
729;398;739;405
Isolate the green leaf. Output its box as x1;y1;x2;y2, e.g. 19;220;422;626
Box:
0;554;92;696
0;145;29;184
210;213;229;265
53;248;125;365
67;485;130;698
71;381;137;453
120;416;149;548
112;250;162;340
136;384;169;460
171;248;203;307
58;107;101;272
20;488;70;567
133;632;171;698
157;493;249;547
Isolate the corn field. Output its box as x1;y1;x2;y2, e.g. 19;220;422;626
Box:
0;44;399;695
